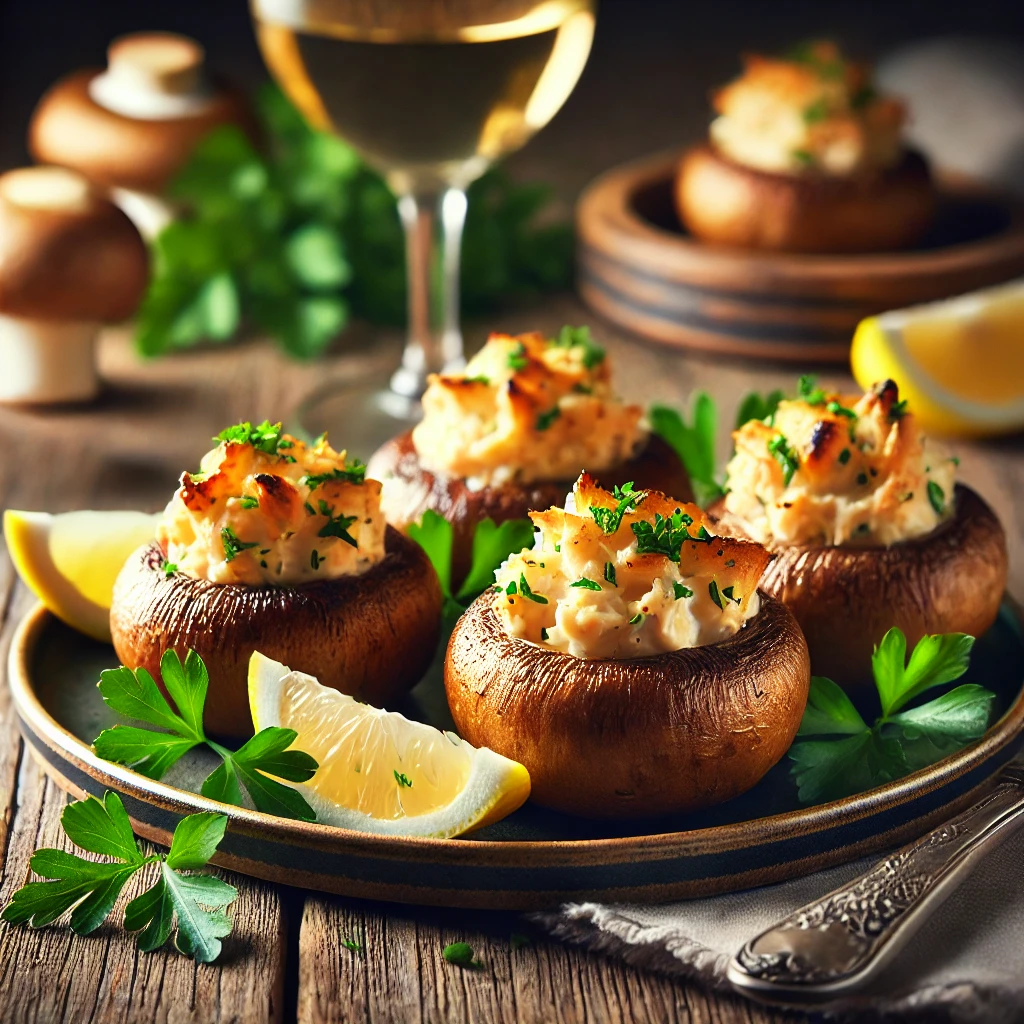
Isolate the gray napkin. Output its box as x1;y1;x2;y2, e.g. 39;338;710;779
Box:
533;825;1024;1022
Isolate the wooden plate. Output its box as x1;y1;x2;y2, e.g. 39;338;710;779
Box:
9;602;1024;910
576;150;1024;363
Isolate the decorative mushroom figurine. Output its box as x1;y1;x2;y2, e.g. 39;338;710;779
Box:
0;166;148;404
29;32;252;238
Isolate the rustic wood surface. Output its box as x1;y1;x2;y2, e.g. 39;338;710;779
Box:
0;299;1020;1023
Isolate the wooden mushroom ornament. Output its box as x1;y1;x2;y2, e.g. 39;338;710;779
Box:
29;32;252;238
0;167;148;404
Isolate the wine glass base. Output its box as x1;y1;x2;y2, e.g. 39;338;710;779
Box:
293;371;422;461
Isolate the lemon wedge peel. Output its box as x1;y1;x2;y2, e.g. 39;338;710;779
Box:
3;509;159;642
247;652;531;839
851;283;1024;439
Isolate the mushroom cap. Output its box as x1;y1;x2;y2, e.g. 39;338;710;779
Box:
0;167;148;321
110;529;443;739
29;33;254;194
367;431;692;589
674;142;936;253
445;592;810;818
711;484;1008;690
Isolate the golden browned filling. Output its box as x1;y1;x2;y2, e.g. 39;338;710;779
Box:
409;328;646;488
158;421;385;584
493;473;770;659
709;41;905;176
724;380;957;548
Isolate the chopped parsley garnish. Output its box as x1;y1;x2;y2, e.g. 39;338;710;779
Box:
889;399;909;421
927;480;946;515
239;495;259;510
802;97;829;124
540;627;549;641
221;526;258;563
851;84;877;110
604;562;617;586
857;473;869;486
827;400;857;419
673;582;693;600
570;578;602;591
310;549;322;570
721;585;741;605
838;448;851;465
518;574;548;604
631;508;706;562
504;579;518;596
316;500;359;547
507;342;529;370
797;374;826;404
161;560;178;578
724;559;735;567
341;938;362;955
464;375;491;385
216;420;288;455
303;461;367;489
443;942;483;969
554;543;560;552
535;406;561;431
709;581;724;609
792;148;814;167
590;481;645;534
950;456;960;467
550;324;605;369
394;771;413;788
629;612;644;626
767;434;800;485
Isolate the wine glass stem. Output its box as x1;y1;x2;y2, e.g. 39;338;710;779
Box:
390;188;468;399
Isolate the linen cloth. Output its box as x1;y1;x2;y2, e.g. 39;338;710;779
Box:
533;824;1024;1022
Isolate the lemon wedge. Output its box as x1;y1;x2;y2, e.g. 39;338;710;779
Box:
3;509;160;642
248;652;531;837
851;279;1024;437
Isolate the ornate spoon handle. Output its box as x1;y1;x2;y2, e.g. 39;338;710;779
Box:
727;761;1024;1004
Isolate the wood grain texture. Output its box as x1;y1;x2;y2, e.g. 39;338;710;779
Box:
0;311;1020;1024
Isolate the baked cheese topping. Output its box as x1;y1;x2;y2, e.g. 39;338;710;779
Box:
724;379;957;548
709;41;905;177
493;473;770;659
410;327;646;488
158;421;385;584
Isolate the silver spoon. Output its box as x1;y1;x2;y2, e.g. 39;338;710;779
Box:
727;759;1024;1005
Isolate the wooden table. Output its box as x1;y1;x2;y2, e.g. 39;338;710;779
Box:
0;301;1020;1023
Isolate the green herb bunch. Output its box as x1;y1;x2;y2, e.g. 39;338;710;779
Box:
2;792;236;963
408;512;534;621
136;84;573;360
93;650;319;821
790;628;995;803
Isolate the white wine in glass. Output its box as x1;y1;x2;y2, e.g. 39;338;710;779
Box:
250;0;596;454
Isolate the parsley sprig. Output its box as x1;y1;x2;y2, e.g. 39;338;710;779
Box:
2;792;236;963
549;324;605;369
631;509;710;561
789;629;994;803
590;482;646;535
93;650;319;821
649;393;724;506
408;511;534;621
216;420;289;455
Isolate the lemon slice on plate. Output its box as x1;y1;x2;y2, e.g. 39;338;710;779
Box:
3;509;160;642
851;278;1024;437
248;652;531;837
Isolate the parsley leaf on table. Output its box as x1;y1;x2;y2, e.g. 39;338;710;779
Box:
2;792;237;963
93;650;319;821
788;629;995;803
408;512;534;621
649;393;723;506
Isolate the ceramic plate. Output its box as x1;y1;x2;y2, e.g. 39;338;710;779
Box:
10;602;1024;909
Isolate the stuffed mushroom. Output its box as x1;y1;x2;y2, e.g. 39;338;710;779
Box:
675;41;935;253
111;422;442;738
445;474;810;818
714;379;1008;689
368;326;690;588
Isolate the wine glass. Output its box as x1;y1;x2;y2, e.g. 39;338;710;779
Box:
250;0;596;456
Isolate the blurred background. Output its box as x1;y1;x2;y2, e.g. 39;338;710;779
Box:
5;0;1024;193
